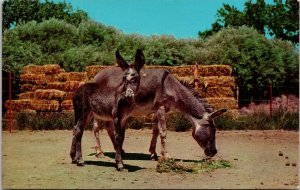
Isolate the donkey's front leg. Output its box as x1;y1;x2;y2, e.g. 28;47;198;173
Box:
157;106;170;159
70;120;85;166
114;117;126;171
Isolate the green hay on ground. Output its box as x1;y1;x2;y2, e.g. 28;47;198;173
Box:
156;158;231;174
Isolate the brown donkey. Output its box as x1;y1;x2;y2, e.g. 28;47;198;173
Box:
70;49;145;171
91;66;227;169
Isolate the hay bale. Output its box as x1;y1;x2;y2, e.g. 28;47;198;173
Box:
63;92;74;100
23;65;44;74
46;81;82;91
46;82;63;90
198;65;232;77
57;73;70;82
18;92;35;99
202;87;235;98
61;100;73;111
4;99;32;111
63;81;82;91
20;74;57;85
68;72;88;81
34;89;65;100
202;76;236;88
20;84;42;91
58;72;88;82
30;100;59;111
204;98;237;110
23;64;61;74
86;65;110;79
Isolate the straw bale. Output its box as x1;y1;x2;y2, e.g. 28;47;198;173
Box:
23;65;44;74
202;76;235;88
63;92;74;100
23;64;61;74
46;82;63;90
201;87;235;98
198;65;232;77
58;72;88;82
4;99;32;111
43;64;61;74
61;100;73;111
34;89;65;100
30;100;59;111
86;65;110;79
20;84;43;91
68;72;88;81
18;92;35;99
63;81;82;91
204;98;237;110
20;74;57;85
57;73;70;82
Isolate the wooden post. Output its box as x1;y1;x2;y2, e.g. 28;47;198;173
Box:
9;72;12;133
193;63;199;90
269;81;272;116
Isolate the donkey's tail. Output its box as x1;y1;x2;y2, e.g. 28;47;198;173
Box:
72;82;98;124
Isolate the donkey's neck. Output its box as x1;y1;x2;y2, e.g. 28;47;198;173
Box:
165;75;206;119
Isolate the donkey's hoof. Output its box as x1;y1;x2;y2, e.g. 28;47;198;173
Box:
71;159;77;164
95;152;105;158
150;153;158;161
76;159;85;166
116;163;124;171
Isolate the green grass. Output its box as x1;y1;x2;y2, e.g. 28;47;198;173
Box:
156;158;231;174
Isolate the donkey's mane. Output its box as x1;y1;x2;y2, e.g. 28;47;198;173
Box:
178;78;214;113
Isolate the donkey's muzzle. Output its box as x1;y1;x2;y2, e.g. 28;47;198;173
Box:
125;88;134;98
205;148;217;157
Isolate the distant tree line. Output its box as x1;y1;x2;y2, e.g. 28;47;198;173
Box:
198;0;299;45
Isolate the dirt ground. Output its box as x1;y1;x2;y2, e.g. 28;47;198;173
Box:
2;129;299;189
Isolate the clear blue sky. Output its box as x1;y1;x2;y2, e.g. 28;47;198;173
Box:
54;0;271;39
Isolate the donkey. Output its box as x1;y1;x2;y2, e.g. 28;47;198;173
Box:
70;49;145;171
92;86;224;160
90;66;227;169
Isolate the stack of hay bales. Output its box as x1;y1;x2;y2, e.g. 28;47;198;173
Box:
5;64;237;116
5;64;88;114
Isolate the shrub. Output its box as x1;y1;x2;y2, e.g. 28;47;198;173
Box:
166;112;192;132
215;110;299;130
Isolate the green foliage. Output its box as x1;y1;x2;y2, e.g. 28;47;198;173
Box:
197;26;298;90
3;112;75;130
199;0;299;44
215;110;299;130
3;19;298;104
166;112;192;132
3;0;88;30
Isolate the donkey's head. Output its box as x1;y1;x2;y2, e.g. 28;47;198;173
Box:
191;109;227;157
116;49;145;99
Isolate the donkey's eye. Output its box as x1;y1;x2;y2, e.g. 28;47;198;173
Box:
131;78;138;83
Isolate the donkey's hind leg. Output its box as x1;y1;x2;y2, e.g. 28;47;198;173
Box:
149;117;159;161
93;119;105;158
70;112;92;166
156;106;170;159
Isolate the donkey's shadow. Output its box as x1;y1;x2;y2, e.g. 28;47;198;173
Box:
87;151;202;170
85;152;150;172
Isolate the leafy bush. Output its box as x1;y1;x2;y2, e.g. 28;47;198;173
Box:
166;112;192;132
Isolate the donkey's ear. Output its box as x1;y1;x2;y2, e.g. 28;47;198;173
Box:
116;50;129;71
208;109;227;120
133;49;145;72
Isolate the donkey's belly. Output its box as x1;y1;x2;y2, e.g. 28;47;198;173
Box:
92;112;113;121
131;103;154;117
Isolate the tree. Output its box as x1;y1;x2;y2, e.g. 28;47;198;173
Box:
198;0;299;44
3;0;88;30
